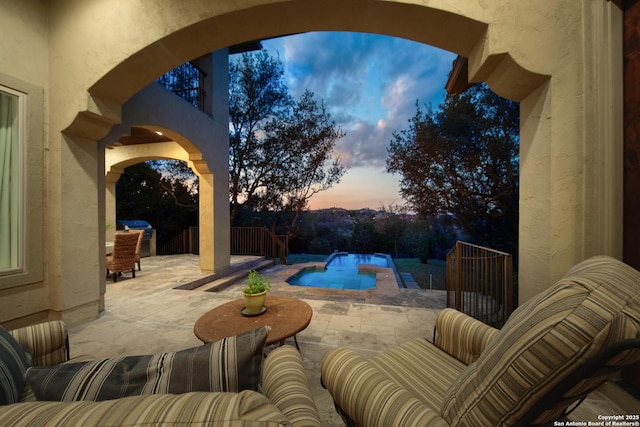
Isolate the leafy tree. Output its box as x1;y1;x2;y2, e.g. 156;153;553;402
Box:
229;51;347;238
400;216;457;262
386;84;519;257
374;204;410;258
426;215;458;260
256;90;347;237
116;160;198;247
287;211;316;253
351;220;375;253
229;50;292;226
315;210;353;252
147;160;198;208
308;237;332;254
291;208;354;253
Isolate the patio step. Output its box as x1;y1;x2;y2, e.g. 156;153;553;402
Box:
400;272;421;289
196;259;274;293
173;257;272;291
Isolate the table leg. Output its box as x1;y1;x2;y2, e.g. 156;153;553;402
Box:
277;336;301;351
293;334;300;351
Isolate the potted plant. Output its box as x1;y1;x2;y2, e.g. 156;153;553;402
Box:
242;270;271;315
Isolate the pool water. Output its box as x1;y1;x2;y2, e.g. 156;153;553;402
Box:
287;253;391;290
326;253;389;268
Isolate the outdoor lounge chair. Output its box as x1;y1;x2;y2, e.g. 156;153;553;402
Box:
105;232;138;282
321;255;640;426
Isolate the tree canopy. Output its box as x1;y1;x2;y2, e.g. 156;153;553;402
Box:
229;50;347;237
386;84;519;256
116;160;198;246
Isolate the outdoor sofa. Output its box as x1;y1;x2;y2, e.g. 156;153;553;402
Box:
0;322;321;426
321;255;640;426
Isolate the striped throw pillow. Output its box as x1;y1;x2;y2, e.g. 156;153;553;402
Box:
26;325;270;402
0;326;31;405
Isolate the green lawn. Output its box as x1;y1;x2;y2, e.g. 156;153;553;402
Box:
393;258;447;290
287;254;446;290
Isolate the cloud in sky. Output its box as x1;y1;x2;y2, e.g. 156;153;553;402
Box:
255;32;456;209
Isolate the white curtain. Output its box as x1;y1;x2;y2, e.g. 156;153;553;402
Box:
0;89;19;270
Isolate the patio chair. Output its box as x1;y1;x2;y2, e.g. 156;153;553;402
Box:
130;229;144;270
321;255;640;426
105;232;138;282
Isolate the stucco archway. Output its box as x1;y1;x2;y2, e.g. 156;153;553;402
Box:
46;0;621;324
100;131;216;311
104;139;209;244
98;76;225;276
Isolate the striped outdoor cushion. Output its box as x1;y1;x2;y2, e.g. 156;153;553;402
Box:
0;390;291;426
262;345;322;426
434;308;500;365
0;326;31;405
8;320;68;366
321;347;449;426
26;326;270;401
370;337;466;409
440;256;640;426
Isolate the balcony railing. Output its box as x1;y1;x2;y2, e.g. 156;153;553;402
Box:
158;227;287;264
157;227;199;255
231;227;287;265
446;241;514;328
156;62;206;111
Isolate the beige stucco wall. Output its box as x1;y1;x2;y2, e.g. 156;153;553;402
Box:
0;0;50;328
102;77;230;274
0;0;624;326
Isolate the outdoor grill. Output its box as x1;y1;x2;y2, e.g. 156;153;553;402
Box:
117;220;154;257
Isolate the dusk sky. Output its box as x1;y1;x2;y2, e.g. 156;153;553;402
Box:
257;32;456;210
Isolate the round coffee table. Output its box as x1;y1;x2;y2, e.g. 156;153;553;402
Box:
193;296;312;348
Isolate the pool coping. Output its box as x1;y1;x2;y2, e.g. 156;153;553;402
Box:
286;252;405;291
262;259;445;309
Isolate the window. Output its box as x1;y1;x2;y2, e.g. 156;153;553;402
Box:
0;73;42;289
0;86;24;273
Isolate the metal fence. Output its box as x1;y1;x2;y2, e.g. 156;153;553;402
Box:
230;227;287;265
156;62;206;111
158;227;286;264
157;227;199;255
446;241;514;328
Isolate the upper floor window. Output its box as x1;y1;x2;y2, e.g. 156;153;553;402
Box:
0;85;24;273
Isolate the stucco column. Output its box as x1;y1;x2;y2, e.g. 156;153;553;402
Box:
195;48;230;273
105;168;122;243
517;1;623;303
194;170;215;272
47;134;103;324
212;165;231;272
518;81;558;302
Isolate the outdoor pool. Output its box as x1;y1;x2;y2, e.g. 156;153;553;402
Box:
287;252;394;290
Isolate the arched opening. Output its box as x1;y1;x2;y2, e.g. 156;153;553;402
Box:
104;140;201;245
48;1;620;322
85;3;546;108
75;4;547;302
98;74;224;279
